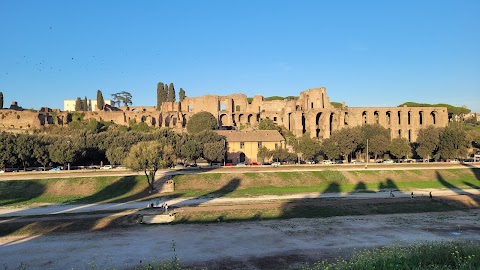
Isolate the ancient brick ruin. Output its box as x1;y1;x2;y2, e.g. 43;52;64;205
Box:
0;87;448;141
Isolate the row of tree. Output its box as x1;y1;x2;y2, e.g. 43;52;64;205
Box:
273;123;475;163
156;82;186;110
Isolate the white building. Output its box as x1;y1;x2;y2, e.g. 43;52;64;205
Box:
64;99;113;112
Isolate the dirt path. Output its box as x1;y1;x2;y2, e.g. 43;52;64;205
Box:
1;209;479;270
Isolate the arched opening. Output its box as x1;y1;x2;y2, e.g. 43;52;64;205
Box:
386;111;391;125
344;112;348;126
256;114;260;122
398;111;401;125
219;114;228;126
362;111;367;124
398;129;402;138
287;113;292;130
182;114;187;128
408;111;411;125
374;111;379;124
419;111;423;125
316;112;322;127
239;114;245;123
431;111;436;125
408;129;412;142
239;152;246;163
248;114;253;125
171;115;177;126
322;93;325;108
329;113;334;135
302;114;306;134
164;115;170;127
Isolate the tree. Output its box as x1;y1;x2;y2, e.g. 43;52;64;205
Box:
257;146;272;164
180;140;202;164
163;84;169;104
296;134;321;161
361;124;391;161
186;111;218;133
96;90;105;110
179;88;186;102
437;124;470;159
203;141;226;163
330;126;363;161
123;141;175;191
33;141;50;170
0;132;17;169
48;140;81;169
75;97;82;111
0;91;3;108
106;146;128;165
111;91;133;106
168;82;175;102
258;118;279;131
388;138;412;160
416;126;442;159
83;96;88;111
156;82;165;110
321;138;341;160
15;134;36;170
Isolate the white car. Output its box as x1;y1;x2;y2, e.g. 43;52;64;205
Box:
100;165;113;169
383;160;394;164
271;162;281;167
322;160;333;165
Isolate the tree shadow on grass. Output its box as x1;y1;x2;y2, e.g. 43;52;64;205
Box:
0;181;45;207
74;176;137;204
323;182;341;193
436;171;479;205
378;179;398;191
349;181;375;194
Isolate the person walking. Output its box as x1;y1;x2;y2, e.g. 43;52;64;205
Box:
429;191;433;199
411;192;414;199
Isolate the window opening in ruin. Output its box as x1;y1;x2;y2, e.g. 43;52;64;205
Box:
374;111;379;124
188;105;193;112
398;111;401;125
386;111;391;125
419;111;423;125
398;129;401;138
408;111;411;125
273;116;277;122
329;113;334;135
362;111;367;124
236;105;241;112
344;112;348;126
316;112;322;127
408;130;412;141
311;102;314;109
302;114;306;134
431;111;436;125
220;104;226;111
240;142;244;149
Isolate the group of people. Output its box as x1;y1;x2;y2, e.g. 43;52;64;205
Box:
389;190;433;199
149;200;169;213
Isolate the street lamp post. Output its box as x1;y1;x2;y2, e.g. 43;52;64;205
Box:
365;139;369;169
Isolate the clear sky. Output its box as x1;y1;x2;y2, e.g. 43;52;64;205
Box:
1;0;479;112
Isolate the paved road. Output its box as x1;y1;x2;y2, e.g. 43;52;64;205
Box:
1;163;479;181
1;188;479;218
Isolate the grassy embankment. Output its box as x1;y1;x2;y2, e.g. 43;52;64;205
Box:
1;168;479;207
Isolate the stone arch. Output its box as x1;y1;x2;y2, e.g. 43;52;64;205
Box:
329;113;334;135
419;111;424;125
408;111;411;125
344;112;348;126
374;111;380;124
170;114;177;126
408;129;412;141
239;114;245;124
164;115;170;127
398;129;402;138
315;112;322;138
256;114;260;123
398;111;401;125
362;111;367;124
431;111;437;125
247;114;253;125
386;111;391;125
182;114;187;128
219;114;228;126
302;114;306;134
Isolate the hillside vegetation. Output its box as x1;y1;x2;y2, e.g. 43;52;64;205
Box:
398;102;471;115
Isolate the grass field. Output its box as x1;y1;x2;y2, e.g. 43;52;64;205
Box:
0;168;479;207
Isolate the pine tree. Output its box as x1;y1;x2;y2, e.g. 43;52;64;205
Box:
157;82;164;110
168;82;175;102
162;84;168;103
97;90;105;110
0;92;3;109
75;97;82;111
179;88;186;102
83;96;88;111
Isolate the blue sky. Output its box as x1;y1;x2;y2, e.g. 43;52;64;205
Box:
1;0;479;112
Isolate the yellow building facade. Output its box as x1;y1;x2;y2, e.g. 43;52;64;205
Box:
216;130;285;164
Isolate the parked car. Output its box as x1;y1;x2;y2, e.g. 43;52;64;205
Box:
0;170;4;173
250;162;258;166
335;160;344;164
351;160;363;164
225;163;233;166
306;160;316;164
236;163;247;167
49;167;61;172
100;165;113;169
271;162;281;167
322;160;333;165
383;160;394;164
